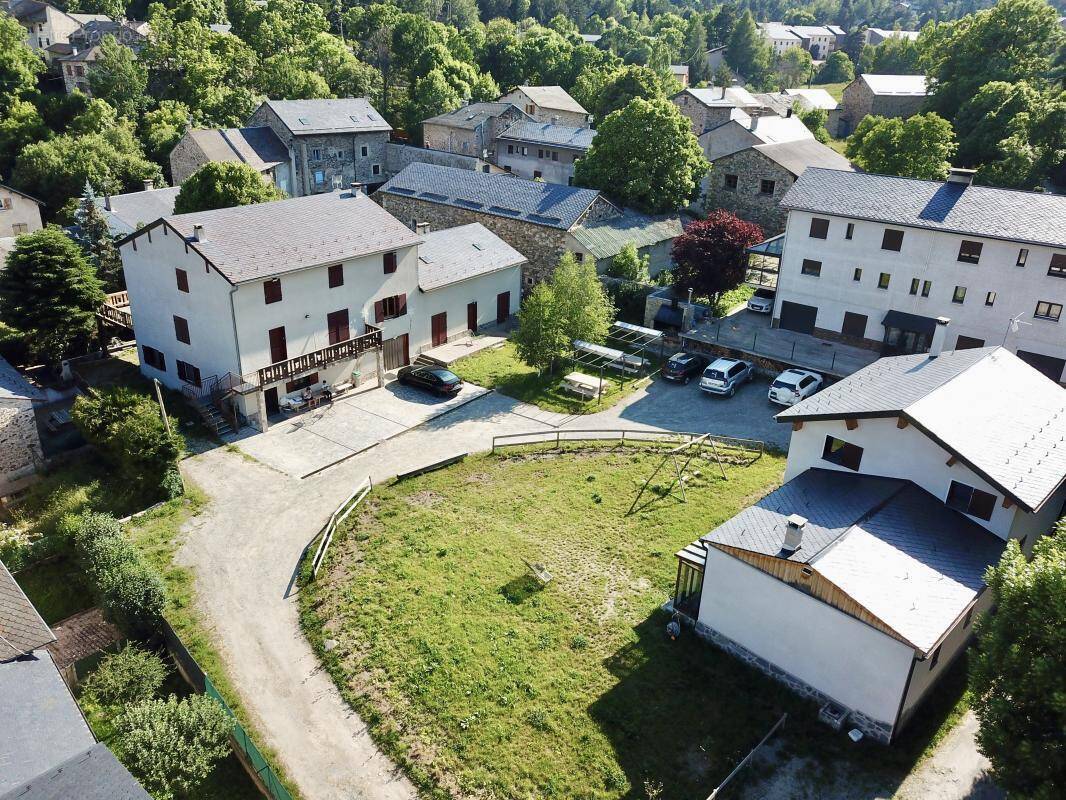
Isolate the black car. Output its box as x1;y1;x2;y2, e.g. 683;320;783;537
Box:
661;352;710;384
397;365;463;396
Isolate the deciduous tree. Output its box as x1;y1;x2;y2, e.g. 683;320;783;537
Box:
513;283;567;372
173;161;285;214
815;50;854;84
671;210;763;306
845;112;957;180
775;47;813;90
88;35;149;119
606;242;650;283
548;253;614;346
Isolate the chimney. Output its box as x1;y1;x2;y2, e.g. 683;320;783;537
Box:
103;193;112;211
946;167;975;186
142;179;154;191
785;108;793;118
782;514;806;554
928;317;951;359
349;182;364;196
416;222;430;235
192;223;205;242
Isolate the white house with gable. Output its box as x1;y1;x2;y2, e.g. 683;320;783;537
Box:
116;188;523;432
673;344;1066;743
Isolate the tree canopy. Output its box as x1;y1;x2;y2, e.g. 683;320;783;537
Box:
845;113;958;180
173;161;285;214
671;210;763;304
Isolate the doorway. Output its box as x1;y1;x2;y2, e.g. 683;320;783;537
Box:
467;301;477;333
264;387;280;416
496;291;510;324
383;334;409;370
431;312;448;347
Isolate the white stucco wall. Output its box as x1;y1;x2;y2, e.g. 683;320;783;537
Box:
415;267;521;351
698;546;914;725
0;189;43;237
496;143;580;185
774;209;1066;378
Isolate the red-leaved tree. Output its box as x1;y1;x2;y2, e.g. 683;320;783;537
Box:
670;210;764;305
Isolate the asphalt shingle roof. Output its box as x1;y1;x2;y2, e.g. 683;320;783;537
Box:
510;86;588;115
417;223;525;291
780;167;1066;248
125;190;421;284
0;561;54;661
496;120;596;150
0;743;151;800
378;163;603;230
570;211;682;260
263;99;391;136
778;347;1066;512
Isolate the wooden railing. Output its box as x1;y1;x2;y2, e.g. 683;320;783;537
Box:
308;477;372;580
106;290;129;307
491;429;765;456
256;329;381;387
97;301;133;329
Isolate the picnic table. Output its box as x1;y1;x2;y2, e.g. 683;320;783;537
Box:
561;371;602;399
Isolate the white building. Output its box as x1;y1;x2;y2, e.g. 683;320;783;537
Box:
864;27;921;45
116;189;523;431
758;22;803;56
759;22;843;58
7;0;107;62
675;344;1066;743
495;120;595;185
771;167;1066;382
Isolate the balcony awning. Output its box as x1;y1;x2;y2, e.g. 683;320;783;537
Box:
882;309;938;336
745;233;785;258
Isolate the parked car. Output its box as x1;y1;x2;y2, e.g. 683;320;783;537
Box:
768;368;823;406
397;365;462;396
661;352;710;384
699;358;755;397
746;288;775;314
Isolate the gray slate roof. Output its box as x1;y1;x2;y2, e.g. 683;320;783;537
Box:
417;223;526;291
0;560;53;661
262;99;391;136
752;139;853;176
378;163;604;230
0;183;44;206
570;210;682;260
130;189;421;284
422;102;525;130
778;347;1066;512
780;168;1066;248
681;86;760;108
0;355;42;405
0;743;151;800
0;653;94;792
496;120;596;150
185;126;288;173
510;86;587;115
97;186;180;236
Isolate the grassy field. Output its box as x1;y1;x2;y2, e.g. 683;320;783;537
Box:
817;81;849;102
452;341;653;414
302;445;970;799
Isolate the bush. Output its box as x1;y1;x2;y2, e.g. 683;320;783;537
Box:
81;644;169;707
160;468;184;500
116;694;233;800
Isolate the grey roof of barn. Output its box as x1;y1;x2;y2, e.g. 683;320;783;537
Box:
751;139;853;176
0;560;54;660
0;743;151;800
96;186;180;236
183;126;289;174
119;189;421;284
378;163;606;230
496;120;596;150
781;168;1066;248
570;210;683;260
778;347;1066;512
422;102;527;130
701;469;1006;653
0;653;94;792
417;223;526;291
260;98;391;136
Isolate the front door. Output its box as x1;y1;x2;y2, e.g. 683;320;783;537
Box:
467;301;477;333
431;312;448;347
496;291;510;324
264;387;280;415
268;326;287;364
383;334;409;370
327;309;349;345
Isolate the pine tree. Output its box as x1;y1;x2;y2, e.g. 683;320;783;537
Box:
73;182;124;291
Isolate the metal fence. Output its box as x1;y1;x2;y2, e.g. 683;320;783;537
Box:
491;428;765;457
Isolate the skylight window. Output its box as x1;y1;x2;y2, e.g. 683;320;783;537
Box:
297;117;309;125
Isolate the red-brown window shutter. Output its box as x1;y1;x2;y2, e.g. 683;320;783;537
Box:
397;293;407;316
383;252;397;274
374;300;384;323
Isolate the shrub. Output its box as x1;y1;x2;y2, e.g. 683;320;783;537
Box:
160;468;184;500
116;694;232;800
81;644;169;707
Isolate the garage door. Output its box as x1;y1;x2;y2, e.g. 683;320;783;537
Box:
779;302;818;334
841;311;868;339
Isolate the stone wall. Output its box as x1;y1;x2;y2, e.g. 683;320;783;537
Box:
838;81;925;135
169;133;209;185
384;143;492;178
701;148;794;235
672;95;737;135
422;123;486;157
0;400;42;495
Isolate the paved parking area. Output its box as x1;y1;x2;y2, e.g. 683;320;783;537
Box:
229;381;489;477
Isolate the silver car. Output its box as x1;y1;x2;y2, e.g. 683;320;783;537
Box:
699;358;755;397
768;368;823;407
746;288;775;314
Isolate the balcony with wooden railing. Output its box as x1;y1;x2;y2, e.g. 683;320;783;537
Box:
97;291;133;329
254;328;382;387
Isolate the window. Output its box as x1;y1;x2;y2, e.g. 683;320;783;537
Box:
313;170;325;187
551;151;558;161
845;222;854;240
327;309;349;345
822;436;863;471
268;326;287;364
929;646;941;670
537;149;544;159
759;179;776;195
801;259;821;277
877;272;890;290
360;145;368;157
176;360;201;386
881;229;904;251
909;278;919;296
574;252;584;263
328;264;343;288
853;267;862;282
1035;301;1062;321
507;144;514;154
1049;254;1066;278
952;285;967;304
372;164;381;176
533;170;543;179
285;372;318;394
957;240;983;264
521;146;528;156
985;291;996;307
956;335;985;349
921;280;932;297
809;217;829;239
173;315;190;344
175;268;189;293
723;174;738;191
375;294;407;321
142;346;166;371
383;252;397;274
946;480;996;521
12;223;28;234
263;279;282;304
311;148;321;160
1016;248;1028;267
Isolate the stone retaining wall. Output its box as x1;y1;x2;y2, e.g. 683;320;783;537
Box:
0;400;42;494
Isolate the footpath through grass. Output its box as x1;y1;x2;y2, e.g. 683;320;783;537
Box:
451;341;652;415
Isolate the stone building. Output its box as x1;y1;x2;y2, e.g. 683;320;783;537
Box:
567;211;683;276
7;0;107;63
838;74;928;137
0;184;44;238
671;86;764;136
702;139;853;234
376;163;618;287
169;126;292;190
247;98;392;196
421;102;530;160
497;86;591;129
0;355;43;496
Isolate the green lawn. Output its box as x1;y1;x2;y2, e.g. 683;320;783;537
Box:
451;342;652;415
302;445;971;800
817;81;850;102
13;556;93;624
